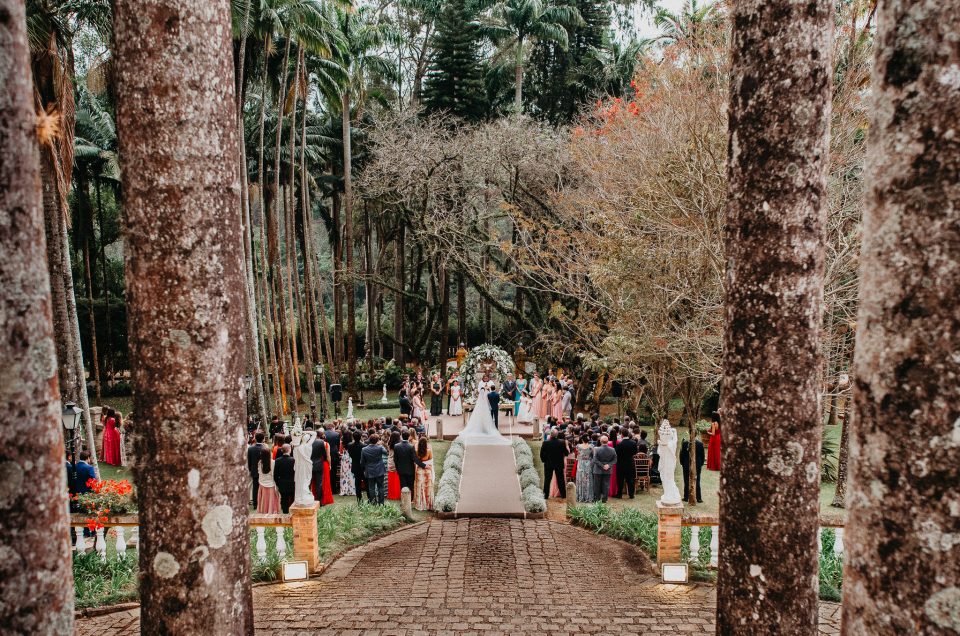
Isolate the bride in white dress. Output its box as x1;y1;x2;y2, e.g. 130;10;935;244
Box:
457;377;510;445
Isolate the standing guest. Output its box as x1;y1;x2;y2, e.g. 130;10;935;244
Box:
393;431;426;495
446;371;460;413
529;372;543;424
615;430;638;499
360;433;388;505
387;431;402;500
552;381;564;421
517;390;535;424
680;434;706;503
706;412;722;471
271;433;284;459
566;384;577;420
413;437;435;511
410;385;426;424
256;447;281;514
575;434;595;502
325;424;342;495
101;408;122;466
339;428;356;498
559;387;572;426
540;429;569;499
430;373;444;417
537;374;550;421
591;436;617;503
247;432;267;509
73;451;97;495
515;374;527;415
449;380;463;416
274;445;296;513
309;428;328;504
398;390;411;418
501;374;518;417
346;430;364;504
269;415;284;437
637;429;650;454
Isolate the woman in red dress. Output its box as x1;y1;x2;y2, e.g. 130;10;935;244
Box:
101;408;122;466
387;431;401;500
706;412;722;471
320;438;335;505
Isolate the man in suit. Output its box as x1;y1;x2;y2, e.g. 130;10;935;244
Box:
274;445;296;513
269;415;284;437
615;430;639;499
592;436;618;503
680;435;706;503
345;430;364;504
247;431;267;508
308;426;328;504
393;431;426;492
324;424;341;495
73;450;97;495
488;388;501;429
501;374;518;412
360;434;389;505
398;390;411;418
539;429;569;498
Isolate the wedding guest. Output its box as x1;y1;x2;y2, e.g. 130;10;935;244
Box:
449;380;463;416
346;430;364;504
559;387;572;425
680;435;706;503
615;430;638;499
309;428;329;504
271;433;284;459
591;435;617;503
637;429;650;454
515;374;527;415
73;451;97;495
256;446;281;514
393;431;426;498
706;411;722;471
399;390;411;418
387;431;402;500
101;408;122;466
517;390;534;424
339;428;356;498
430;374;444;417
360;433;388;505
247;431;267;508
414;437;435;511
269;415;284;437
575;434;595;502
274;445;296;513
325;424;341;495
501;374;518;416
540;429;569;499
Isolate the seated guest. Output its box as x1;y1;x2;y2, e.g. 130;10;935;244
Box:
398;391;411;417
637;430;649;454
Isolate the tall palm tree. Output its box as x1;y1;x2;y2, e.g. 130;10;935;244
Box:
333;5;396;398
653;0;719;45
477;0;583;110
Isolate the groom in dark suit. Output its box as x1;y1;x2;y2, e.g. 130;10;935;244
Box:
488;388;501;429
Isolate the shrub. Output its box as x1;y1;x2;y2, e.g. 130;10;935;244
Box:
515;455;534;474
519;468;540;490
521;484;547;513
435;483;459;512
443;452;463;472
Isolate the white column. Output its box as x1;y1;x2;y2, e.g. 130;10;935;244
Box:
833;527;844;555
709;526;719;568
274;527;286;558
818;527;824;553
75;530;87;553
255;527;267;561
95;528;106;561
115;527;127;556
689;526;701;562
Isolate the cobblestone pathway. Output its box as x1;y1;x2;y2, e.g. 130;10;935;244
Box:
76;519;841;635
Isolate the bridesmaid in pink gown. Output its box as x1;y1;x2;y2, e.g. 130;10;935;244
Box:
101;408;122;466
540;381;553;420
551;381;564;420
530;373;543;421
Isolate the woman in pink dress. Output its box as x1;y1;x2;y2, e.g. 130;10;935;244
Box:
539;380;552;420
255;447;281;513
530;373;543;422
101;408;122;466
551;381;564;420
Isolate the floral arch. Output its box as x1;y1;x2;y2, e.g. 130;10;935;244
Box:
458;344;514;397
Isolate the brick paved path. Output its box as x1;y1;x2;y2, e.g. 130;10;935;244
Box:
76;519;841;635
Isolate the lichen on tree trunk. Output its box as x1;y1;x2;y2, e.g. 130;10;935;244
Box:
112;1;254;632
718;1;833;633
841;1;960;633
0;0;75;629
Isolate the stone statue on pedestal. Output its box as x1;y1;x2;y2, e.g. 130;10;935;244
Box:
381;384;389;403
347;397;354;420
657;420;682;505
293;429;317;506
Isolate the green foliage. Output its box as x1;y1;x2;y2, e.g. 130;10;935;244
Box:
568;503;659;557
821;435;839;483
422;0;489;120
818;528;844;601
72;550;139;609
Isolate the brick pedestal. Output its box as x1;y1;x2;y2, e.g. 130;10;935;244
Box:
290;502;320;573
656;500;684;566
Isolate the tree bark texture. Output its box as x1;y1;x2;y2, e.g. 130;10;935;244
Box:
343;92;359;398
717;1;833;634
0;2;75;630
841;1;960;633
112;1;254;633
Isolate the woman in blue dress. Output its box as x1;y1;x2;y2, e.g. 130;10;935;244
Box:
515;373;527;415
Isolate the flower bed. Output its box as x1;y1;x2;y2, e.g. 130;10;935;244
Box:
74;479;136;531
512;439;545;513
434;440;465;513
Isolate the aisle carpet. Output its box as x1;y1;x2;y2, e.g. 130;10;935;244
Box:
456;444;525;516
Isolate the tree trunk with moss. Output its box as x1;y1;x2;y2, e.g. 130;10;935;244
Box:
841;1;960;632
717;1;833;633
0;2;75;629
113;1;254;632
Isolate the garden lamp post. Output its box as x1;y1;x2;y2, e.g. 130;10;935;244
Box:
62;401;82;464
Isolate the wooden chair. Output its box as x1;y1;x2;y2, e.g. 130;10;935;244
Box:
634;453;652;492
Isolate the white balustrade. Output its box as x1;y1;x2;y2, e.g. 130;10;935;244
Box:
255;527;267;561
115;527;127;556
818;527;824;552
689;526;701;562
833;527;844;555
95;528;107;561
75;531;87;553
709;526;719;567
274;528;286;558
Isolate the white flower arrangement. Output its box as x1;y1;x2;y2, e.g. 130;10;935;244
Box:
511;439;545;513
459;344;515;396
436;440;465;512
519;468;540;490
521;484;547;513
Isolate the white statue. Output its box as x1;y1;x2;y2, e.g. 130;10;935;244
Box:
346;397;354;419
381;384;389;403
657;420;682;505
292;429;317;506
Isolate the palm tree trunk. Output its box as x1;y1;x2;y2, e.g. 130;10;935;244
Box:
342;91;358;398
717;0;832;632
83;233;102;406
841;2;960;630
112;0;254;631
0;4;75;627
95;178;113;382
